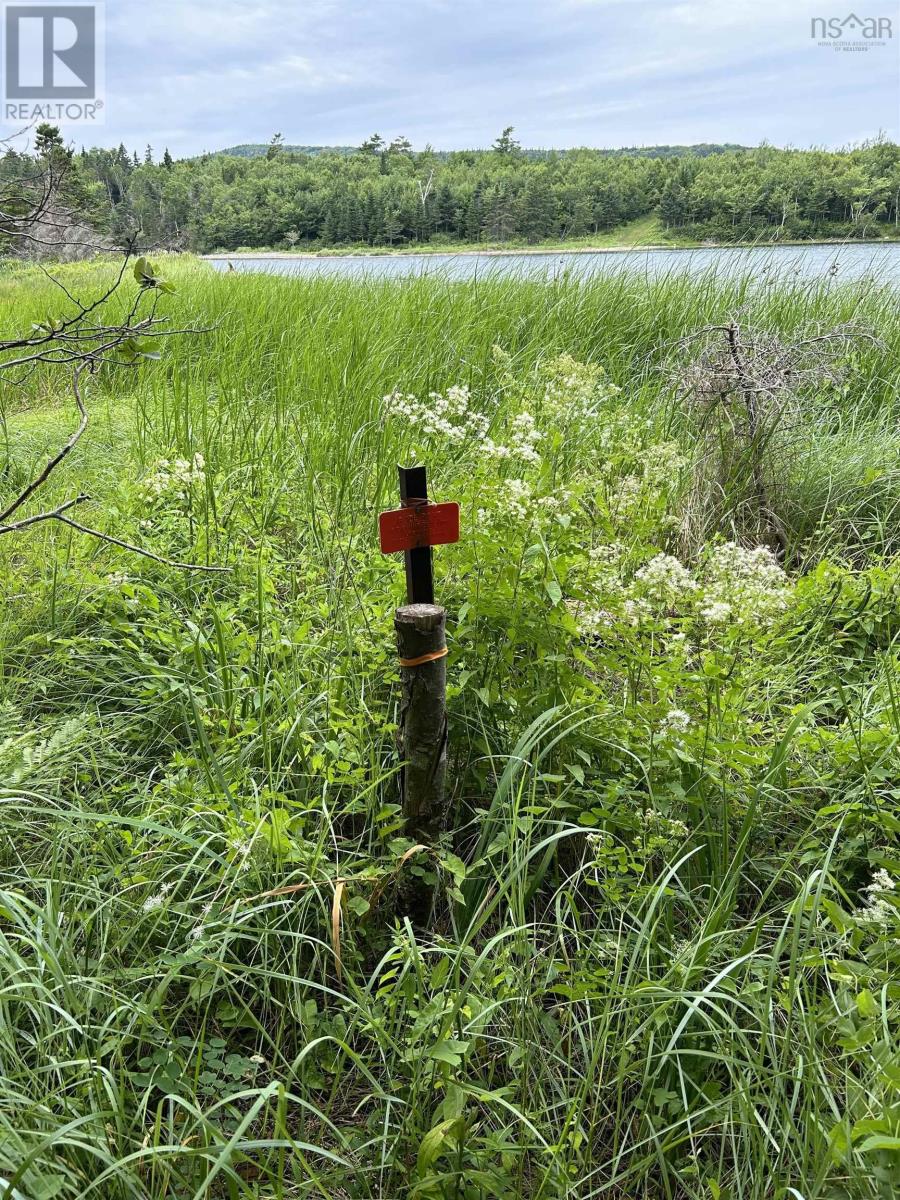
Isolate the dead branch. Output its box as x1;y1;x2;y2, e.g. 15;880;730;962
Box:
0;364;89;522
671;316;879;558
0;493;227;572
0;131;226;574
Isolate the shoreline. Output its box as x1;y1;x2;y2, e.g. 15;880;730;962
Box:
202;238;899;262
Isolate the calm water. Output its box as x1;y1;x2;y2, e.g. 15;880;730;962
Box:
206;242;900;284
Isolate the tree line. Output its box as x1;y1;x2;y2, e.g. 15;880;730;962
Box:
4;127;900;254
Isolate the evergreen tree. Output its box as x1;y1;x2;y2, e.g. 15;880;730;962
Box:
519;173;555;242
359;134;385;155
493;126;521;157
34;124;65;159
482;182;516;241
659;178;687;228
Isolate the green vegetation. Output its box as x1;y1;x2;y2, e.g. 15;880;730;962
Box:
0;260;899;1198
8;129;900;254
214;215;682;258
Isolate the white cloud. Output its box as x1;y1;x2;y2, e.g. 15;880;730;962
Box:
88;0;899;154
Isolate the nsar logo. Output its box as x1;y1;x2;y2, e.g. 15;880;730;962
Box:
810;12;894;44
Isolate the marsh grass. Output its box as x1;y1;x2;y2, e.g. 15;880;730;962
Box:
0;258;897;1198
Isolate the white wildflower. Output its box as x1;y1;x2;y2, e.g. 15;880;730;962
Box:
142;452;206;500
640;809;689;841
590;544;623;565
540;354;620;419
662;708;691;735
383;385;489;443
503;478;532;520
642;442;688;485
701;543;790;628
565;599;615;636
141;883;172;914
634;554;697;606
509;411;543;462
701;601;732;624
858;868;896;925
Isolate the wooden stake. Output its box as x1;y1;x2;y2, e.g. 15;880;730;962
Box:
395;602;448;844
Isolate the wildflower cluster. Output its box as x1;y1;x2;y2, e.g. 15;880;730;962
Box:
700;543;790;626
634;553;697;607
484;411;543;463
539;353;621;419
142;881;174;913
142;453;206;501
857;868;896;926
601;439;686;535
502;478;533;520
606;473;644;522
641;442;689;488
229;835;256;870
572;542;793;641
660;708;691;737
639;808;690;852
188;901;215;944
382;385;490;444
564;598;615;637
478;477;573;529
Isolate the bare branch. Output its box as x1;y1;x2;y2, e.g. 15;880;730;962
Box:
0;494;228;572
50;513;229;572
0;364;90;523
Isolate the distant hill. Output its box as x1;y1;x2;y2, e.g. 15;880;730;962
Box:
205;142;748;162
596;143;748;158
212;144;356;158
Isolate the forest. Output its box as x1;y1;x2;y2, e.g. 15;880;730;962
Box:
5;127;900;254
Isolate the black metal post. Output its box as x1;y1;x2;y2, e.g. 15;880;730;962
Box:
398;464;434;605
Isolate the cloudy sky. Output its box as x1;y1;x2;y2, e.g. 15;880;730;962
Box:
57;0;900;153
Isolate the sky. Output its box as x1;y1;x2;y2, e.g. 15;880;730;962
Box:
12;0;900;154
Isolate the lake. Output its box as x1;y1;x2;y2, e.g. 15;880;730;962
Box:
206;242;900;284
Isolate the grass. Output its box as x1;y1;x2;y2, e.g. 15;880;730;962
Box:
0;257;898;1198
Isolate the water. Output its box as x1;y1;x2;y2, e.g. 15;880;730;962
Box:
206;242;900;284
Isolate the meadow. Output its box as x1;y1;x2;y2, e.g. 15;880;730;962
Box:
0;259;898;1199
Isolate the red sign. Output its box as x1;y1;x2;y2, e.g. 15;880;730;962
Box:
379;502;460;555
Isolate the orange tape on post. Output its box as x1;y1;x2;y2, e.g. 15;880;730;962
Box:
398;647;449;668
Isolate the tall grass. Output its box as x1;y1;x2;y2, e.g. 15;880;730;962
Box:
0;258;897;1198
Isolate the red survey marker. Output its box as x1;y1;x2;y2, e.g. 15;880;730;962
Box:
379;502;460;555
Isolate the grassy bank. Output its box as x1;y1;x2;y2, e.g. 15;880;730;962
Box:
205;215;900;258
0;260;898;1198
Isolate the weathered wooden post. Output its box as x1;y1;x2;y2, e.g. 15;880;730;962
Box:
394;602;448;843
379;466;459;850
